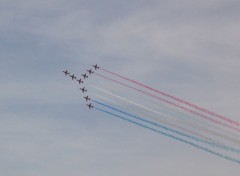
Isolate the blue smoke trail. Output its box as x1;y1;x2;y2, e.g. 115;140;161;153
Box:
93;100;240;154
95;107;240;165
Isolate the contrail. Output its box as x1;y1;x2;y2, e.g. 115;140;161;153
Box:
100;68;240;127
91;86;240;145
95;107;240;165
93;100;240;154
95;73;240;132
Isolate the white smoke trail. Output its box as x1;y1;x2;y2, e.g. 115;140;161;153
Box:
91;85;240;144
91;85;240;145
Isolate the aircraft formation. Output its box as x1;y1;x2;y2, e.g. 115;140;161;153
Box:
62;64;240;165
62;64;99;109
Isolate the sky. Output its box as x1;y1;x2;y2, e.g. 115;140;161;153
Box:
1;0;240;175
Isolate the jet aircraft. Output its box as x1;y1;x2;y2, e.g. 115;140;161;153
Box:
83;96;90;101
63;70;69;76
81;73;88;79
80;87;87;93
70;74;76;80
87;103;93;109
92;64;99;70
87;69;94;75
77;78;83;84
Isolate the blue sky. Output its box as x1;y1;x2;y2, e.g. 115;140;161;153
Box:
1;0;240;175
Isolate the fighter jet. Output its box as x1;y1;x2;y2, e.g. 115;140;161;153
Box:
80;87;87;93
63;70;69;76
87;103;93;109
69;74;76;80
87;69;94;75
92;64;99;70
81;73;88;79
83;96;90;101
77;78;83;84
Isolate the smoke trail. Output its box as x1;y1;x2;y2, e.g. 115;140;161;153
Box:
92;85;175;120
95;107;240;165
201;127;240;145
95;73;240;133
100;68;240;127
93;94;119;105
92;85;217;127
93;100;240;154
95;93;223;145
91;86;240;145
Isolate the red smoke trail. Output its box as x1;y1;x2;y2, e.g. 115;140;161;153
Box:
95;73;240;133
100;68;240;127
